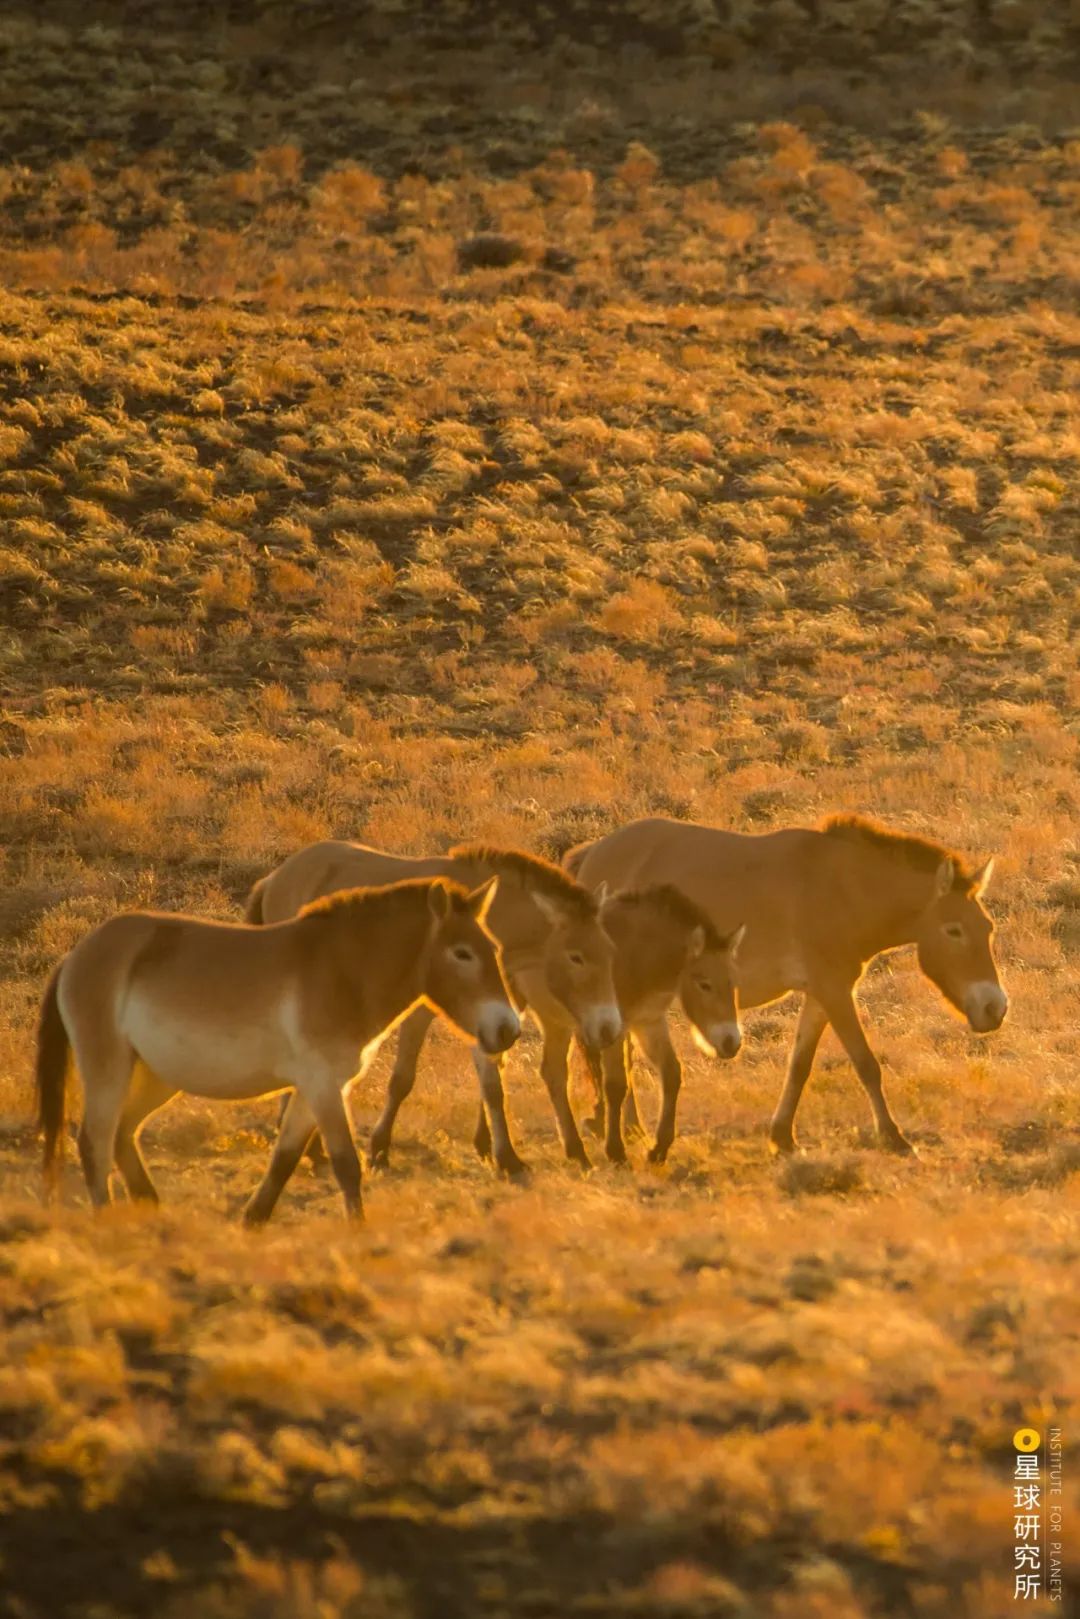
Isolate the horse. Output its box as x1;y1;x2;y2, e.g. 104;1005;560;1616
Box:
35;876;518;1223
413;881;743;1170
570;885;745;1168
565;813;1006;1155
245;841;621;1176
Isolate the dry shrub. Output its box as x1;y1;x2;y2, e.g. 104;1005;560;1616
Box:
312;165;385;227
457;233;526;270
197;563;254;613
776;1156;864;1197
267;559;315;602
598;579;684;642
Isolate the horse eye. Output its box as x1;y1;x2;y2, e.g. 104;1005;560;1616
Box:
567;950;585;967
452;944;476;964
695;978;713;993
942;923;965;941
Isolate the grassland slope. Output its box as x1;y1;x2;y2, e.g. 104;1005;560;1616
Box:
0;9;1078;1619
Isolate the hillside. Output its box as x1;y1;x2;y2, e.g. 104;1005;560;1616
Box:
0;7;1078;1618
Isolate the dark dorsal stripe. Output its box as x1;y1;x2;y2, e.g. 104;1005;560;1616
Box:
820;814;976;892
448;844;598;918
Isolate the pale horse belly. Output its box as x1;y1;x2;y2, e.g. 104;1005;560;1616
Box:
122;984;287;1100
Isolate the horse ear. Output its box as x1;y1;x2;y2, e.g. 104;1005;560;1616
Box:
466;875;499;925
725;923;747;960
687;924;706;959
973;857;995;898
594;880;609;907
933;858;955;899
428;880;451;921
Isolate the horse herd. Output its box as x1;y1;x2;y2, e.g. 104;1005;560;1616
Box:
35;812;1007;1222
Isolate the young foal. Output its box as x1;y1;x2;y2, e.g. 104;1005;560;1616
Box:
246;841;621;1176
379;884;742;1171
36;878;518;1222
571;886;745;1168
567;814;1007;1154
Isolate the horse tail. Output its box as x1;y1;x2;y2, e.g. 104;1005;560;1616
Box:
243;875;267;925
36;963;70;1187
562;839;593;879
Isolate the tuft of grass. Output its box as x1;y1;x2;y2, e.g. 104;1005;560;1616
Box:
776;1155;865;1197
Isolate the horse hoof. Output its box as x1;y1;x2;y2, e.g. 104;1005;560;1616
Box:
368;1147;389;1171
882;1133;916;1157
605;1147;629;1169
568;1149;593;1172
768;1133;797;1156
646;1144;670;1166
500;1156;530;1184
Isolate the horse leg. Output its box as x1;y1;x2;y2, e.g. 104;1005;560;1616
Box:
369;1005;436;1167
819;986;913;1154
114;1066;176;1202
307;1083;364;1218
602;1040;632;1166
275;1090;326;1168
473;1098;493;1160
71;1034;135;1209
472;1050;527;1179
539;1022;591;1168
635;1020;684;1165
244;1091;319;1226
622;1043;644;1138
769;996;829;1154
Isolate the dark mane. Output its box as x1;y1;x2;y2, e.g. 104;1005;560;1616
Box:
605;884;728;951
448;844;597;917
820;814;976;891
297;876;464;920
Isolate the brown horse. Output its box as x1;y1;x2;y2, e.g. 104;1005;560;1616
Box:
405;882;745;1171
566;813;1006;1154
246;841;621;1176
567;886;745;1168
36;877;518;1222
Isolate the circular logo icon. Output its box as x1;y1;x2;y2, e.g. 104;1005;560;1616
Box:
1014;1428;1041;1453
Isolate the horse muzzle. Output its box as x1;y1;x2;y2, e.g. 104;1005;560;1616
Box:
711;1022;743;1059
964;983;1008;1034
582;1004;623;1050
691;1022;742;1059
477;1005;521;1054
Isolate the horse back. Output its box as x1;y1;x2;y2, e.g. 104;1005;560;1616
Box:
565;818;840;1006
257;840;455;923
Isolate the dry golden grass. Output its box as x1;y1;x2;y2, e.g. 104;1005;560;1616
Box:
0;7;1079;1617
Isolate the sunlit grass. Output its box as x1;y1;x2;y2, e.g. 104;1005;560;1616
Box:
0;11;1078;1616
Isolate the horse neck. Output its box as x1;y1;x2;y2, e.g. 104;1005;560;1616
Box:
452;862;545;956
606;902;679;1003
322;896;431;1033
842;846;932;955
